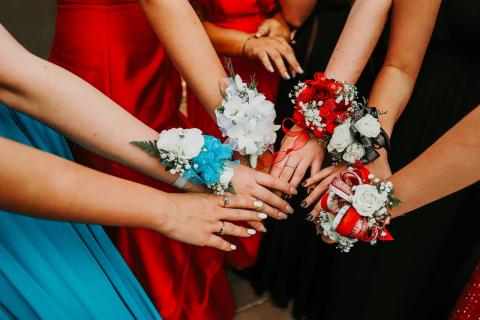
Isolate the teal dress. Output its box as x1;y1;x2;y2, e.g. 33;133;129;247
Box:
0;103;161;320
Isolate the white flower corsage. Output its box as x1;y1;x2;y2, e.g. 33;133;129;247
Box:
131;128;239;195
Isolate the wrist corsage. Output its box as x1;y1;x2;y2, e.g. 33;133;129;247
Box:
315;162;401;252
290;72;389;165
215;60;280;169
131;128;239;195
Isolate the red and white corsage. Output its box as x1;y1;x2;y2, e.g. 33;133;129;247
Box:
315;162;401;252
290;72;389;165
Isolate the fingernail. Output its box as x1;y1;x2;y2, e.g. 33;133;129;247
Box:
282;193;289;199
284;72;291;80
290;187;298;195
286;205;294;214
305;213;313;221
230;244;237;250
301;181;307;187
291;71;297;78
258;212;268;219
255;33;261;38
253;200;263;208
279;212;288;219
247;229;257;235
260;226;268;233
307;188;313;194
300;200;308;208
269;67;275;73
297;66;304;74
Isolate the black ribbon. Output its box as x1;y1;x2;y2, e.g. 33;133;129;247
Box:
350;106;390;164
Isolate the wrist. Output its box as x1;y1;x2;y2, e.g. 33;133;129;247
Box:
240;35;255;57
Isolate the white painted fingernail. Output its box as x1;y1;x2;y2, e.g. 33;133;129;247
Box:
260;225;267;233
230;244;237;250
247;229;256;235
284;72;291;80
258;213;268;219
253;200;263;208
279;212;288;219
286;205;294;214
297;66;304;74
269;67;275;73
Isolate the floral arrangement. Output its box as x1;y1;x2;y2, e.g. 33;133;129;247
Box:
290;72;389;164
131;128;239;195
216;60;280;168
315;162;401;252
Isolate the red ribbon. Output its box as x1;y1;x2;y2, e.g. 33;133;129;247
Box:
318;162;393;242
257;118;311;170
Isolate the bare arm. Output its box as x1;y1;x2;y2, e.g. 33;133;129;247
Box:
390;106;480;217
138;0;226;118
325;0;392;84
279;0;317;28
0;138;265;251
367;0;441;136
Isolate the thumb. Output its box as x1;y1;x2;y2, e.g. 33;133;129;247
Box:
255;24;270;38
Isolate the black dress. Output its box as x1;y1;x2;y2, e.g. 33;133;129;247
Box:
250;0;480;319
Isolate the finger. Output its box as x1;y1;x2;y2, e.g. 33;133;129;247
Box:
303;166;335;188
205;235;237;251
310;158;322;178
221;221;256;237
255;171;297;195
222;194;265;211
255;24;270;38
258;50;275;73
220;207;266;222
290;159;310;189
274;37;303;74
302;174;336;207
306;201;324;222
254;185;294;217
266;47;290;80
322;235;336;244
279;157;301;186
247;220;267;233
270;153;289;178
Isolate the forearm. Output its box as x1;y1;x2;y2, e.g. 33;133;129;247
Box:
0;31;181;187
325;0;391;84
0;138;173;229
279;0;317;28
389;106;480;217
139;0;227;118
203;22;250;57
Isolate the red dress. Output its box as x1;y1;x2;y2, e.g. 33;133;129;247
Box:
187;0;281;268
50;1;235;319
452;263;480;320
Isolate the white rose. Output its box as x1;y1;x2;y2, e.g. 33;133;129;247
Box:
327;120;354;153
178;128;204;159
351;184;385;217
157;128;182;153
342;142;366;163
219;166;234;186
354;114;381;138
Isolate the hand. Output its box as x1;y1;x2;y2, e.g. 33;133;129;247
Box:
159;193;269;251
255;13;291;41
231;164;297;220
302;152;392;221
243;36;302;79
270;127;325;191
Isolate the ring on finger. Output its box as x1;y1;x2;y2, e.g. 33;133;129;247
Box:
218;221;226;236
285;164;297;169
223;195;230;207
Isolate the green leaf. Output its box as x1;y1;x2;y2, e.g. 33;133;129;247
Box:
248;74;258;90
224;58;236;78
130;140;160;157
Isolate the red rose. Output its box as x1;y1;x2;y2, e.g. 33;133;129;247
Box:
296;87;314;103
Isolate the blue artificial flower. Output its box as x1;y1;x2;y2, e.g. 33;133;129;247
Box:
183;135;237;185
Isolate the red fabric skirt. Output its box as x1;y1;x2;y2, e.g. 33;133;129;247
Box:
50;1;235;319
452;262;480;320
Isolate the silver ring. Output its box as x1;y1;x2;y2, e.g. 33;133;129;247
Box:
218;221;225;236
223;195;230;207
285;164;297;169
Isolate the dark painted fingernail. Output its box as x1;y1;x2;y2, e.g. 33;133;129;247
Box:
301;200;308;208
282;193;289;199
305;213;313;222
307;188;313;194
301;181;307;187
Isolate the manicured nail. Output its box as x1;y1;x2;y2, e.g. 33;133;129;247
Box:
291;71;297;78
301;181;307;187
297;66;304;74
253;200;263;208
258;212;268;220
282;193;289;199
286;205;294;214
260;225;267;233
268;67;275;73
279;212;288;219
290;187;298;195
307;188;313;195
300;200;308;208
305;213;313;221
284;72;291;80
230;244;237;250
247;229;257;235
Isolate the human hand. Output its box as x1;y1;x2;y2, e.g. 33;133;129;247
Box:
302;152;392;222
255;12;291;41
160;193;270;251
231;164;297;220
243;36;303;79
270;126;325;192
